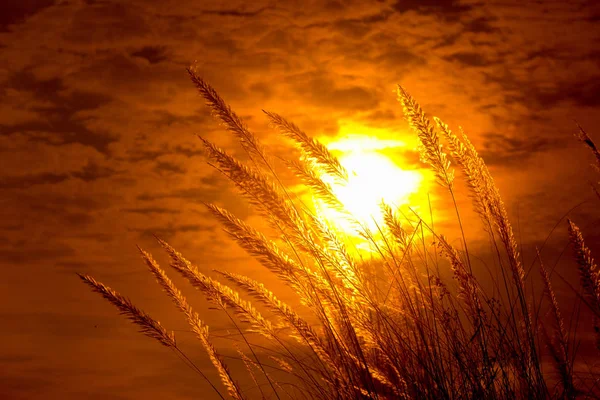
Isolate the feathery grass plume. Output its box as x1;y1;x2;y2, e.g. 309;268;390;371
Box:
433;117;493;229
78;273;177;348
397;85;454;189
305;212;363;297
196;322;247;400
568;220;600;317
436;117;527;303
263;110;348;183
196;135;328;269
197;135;302;232
203;204;333;309
575;123;600;173
457;132;540;392
432;120;534;383
137;247;245;400
214;270;350;391
187;66;267;166
436;235;483;321
204;204;305;284
459;128;525;285
155;237;277;339
236;348;293;400
286;158;348;212
269;356;293;374
574;123;600;201
236;347;262;397
416;111;543;394
215;270;333;357
213;273;363;400
537;249;575;399
380;201;410;253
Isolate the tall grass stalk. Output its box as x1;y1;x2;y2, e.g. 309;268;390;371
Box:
79;68;600;399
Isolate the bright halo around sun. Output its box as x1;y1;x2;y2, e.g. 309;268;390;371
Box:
314;134;424;238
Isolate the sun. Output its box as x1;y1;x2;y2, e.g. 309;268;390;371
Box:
314;134;424;237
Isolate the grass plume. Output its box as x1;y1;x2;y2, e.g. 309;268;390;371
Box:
78;71;600;399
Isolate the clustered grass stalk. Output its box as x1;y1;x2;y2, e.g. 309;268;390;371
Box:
79;67;600;399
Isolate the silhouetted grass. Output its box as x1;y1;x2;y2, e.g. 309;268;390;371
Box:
79;67;600;399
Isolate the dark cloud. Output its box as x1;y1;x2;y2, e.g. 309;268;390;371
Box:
60;211;95;227
201;5;271;17
128;223;214;239
121;207;181;215
136;185;226;204
63;2;150;44
14;192;109;213
0;191;111;235
0;172;69;189
289;73;380;111
76;232;115;242
478;132;567;165
0;244;75;264
0;120;117;154
463;17;499;34
364;108;398;122
255;28;305;52
391;0;472;16
55;261;88;271
154;160;187;175
532;77;600;108
332;11;393;40
0;0;55;32
123;148;169;162
375;48;426;70
71;161;118;182
172;144;205;158
444;51;492;67
1;70;117;153
135;181;253;223
6;71;112;114
131;46;170;64
0;162;117;189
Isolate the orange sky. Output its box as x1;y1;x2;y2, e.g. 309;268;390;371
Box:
2;0;600;398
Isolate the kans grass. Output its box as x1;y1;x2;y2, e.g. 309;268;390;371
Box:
79;68;600;399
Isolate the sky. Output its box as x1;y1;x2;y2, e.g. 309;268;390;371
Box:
2;0;600;398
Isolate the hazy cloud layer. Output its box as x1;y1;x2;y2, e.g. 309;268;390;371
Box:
2;0;600;398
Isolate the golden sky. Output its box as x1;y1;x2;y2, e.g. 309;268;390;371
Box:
2;0;600;398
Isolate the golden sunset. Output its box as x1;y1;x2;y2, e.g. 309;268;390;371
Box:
2;0;600;399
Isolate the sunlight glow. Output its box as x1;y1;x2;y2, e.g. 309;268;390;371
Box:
316;134;423;236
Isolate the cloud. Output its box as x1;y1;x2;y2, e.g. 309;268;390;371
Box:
0;243;75;264
288;73;381;112
2;1;600;398
0;161;118;189
390;0;472;16
0;172;69;189
128;223;214;240
130;45;170;64
62;2;151;45
71;161;119;182
154;160;187;175
121;207;181;215
478;132;568;165
0;0;55;32
444;51;493;67
201;5;272;17
0;70;117;153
